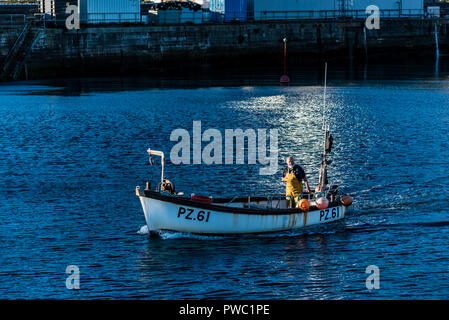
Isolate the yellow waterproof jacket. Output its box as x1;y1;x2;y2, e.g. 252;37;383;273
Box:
284;172;303;196
283;165;305;196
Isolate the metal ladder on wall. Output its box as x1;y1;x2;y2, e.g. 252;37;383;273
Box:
0;23;41;81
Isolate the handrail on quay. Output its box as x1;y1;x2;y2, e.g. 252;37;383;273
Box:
1;8;447;28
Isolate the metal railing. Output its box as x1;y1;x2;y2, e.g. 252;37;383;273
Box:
147;9;433;25
149;10;208;24
83;12;142;25
33;12;144;27
225;193;319;209
151;9;440;24
1;22;30;79
256;9;428;20
8;8;446;28
2;22;29;64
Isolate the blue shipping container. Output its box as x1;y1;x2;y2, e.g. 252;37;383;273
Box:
225;0;247;22
209;0;247;22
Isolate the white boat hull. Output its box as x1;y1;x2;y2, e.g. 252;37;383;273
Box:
138;194;346;235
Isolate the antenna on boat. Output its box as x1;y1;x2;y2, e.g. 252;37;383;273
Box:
322;62;327;130
318;63;333;189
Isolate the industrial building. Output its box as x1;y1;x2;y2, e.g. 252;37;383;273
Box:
38;0;141;24
39;0;71;22
78;0;141;24
0;2;39;15
210;0;425;21
425;0;449;17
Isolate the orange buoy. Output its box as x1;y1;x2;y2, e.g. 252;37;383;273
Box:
340;195;353;206
299;199;309;211
316;197;329;209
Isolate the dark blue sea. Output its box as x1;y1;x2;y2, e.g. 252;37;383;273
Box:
1;62;449;299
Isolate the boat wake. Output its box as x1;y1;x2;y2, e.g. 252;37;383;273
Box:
256;222;346;238
137;225;226;240
137;221;346;240
345;220;449;234
158;231;226;241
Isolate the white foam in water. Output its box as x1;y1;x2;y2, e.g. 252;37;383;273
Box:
137;225;149;235
138;224;342;239
137;225;225;240
158;230;225;241
256;223;345;238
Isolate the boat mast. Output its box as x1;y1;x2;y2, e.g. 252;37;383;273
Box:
319;63;331;189
322;62;327;130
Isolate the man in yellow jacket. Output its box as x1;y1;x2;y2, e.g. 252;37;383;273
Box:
282;156;311;208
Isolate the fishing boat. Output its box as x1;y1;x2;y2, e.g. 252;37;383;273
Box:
136;64;353;235
136;130;353;235
136;124;352;235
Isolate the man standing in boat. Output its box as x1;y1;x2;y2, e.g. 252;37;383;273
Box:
282;156;311;208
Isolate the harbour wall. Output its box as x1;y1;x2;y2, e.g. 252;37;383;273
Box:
1;19;449;80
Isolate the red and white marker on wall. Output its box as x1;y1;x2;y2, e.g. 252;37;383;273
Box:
280;38;290;85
